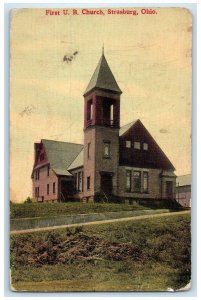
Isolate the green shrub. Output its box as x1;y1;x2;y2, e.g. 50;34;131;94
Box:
24;197;33;204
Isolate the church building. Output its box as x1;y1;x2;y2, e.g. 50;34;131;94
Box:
31;52;176;203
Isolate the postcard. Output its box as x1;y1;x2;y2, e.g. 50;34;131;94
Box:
10;7;192;292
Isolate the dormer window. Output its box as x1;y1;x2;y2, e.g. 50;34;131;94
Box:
126;141;131;148
134;142;141;150
143;143;148;150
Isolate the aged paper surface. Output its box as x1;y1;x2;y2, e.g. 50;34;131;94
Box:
10;7;192;292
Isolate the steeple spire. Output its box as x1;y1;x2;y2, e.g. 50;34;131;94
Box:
84;52;122;96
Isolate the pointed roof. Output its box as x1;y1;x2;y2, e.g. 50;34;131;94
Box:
119;120;138;136
84;54;122;96
119;119;175;171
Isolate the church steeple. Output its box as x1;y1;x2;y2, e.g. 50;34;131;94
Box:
84;52;122;96
83;51;121;202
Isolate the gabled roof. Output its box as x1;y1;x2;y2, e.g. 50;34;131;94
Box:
84;54;122;96
41;139;83;176
68;149;84;171
119;120;138;136
176;174;191;186
119;119;175;171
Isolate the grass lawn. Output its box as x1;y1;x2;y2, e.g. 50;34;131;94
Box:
10;213;191;292
12;263;179;292
10;202;151;219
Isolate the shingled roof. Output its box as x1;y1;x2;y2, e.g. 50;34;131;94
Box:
68;149;84;171
42;139;83;176
84;54;122;96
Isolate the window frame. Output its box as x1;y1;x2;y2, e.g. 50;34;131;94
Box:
87;176;91;190
126;170;132;192
133;171;141;193
126;140;131;148
143;142;148;151
53;182;56;194
87;99;93;121
78;171;83;192
134;141;141;150
143;171;148;193
35;169;40;180
103;141;111;158
87;142;91;159
35;187;39;197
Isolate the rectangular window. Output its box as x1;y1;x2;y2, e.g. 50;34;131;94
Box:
47;184;49;195
53;182;56;194
35;187;39;197
126;170;131;192
110;104;114;125
134;142;141;150
87;143;91;159
82;171;84;192
87;176;91;190
87;100;93;123
75;173;78;192
143;143;148;150
35;169;40;180
90;103;93;120
78;171;83;192
47;165;50;176
104;142;110;158
143;172;148;193
133;171;141;192
126;141;131;148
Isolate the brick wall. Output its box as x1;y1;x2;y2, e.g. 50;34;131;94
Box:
32;165;58;202
94;127;119;195
83;127;96;199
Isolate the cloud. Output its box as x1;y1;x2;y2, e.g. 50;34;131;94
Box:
159;128;169;134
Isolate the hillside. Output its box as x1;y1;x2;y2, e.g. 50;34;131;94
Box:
10;213;191;292
10;202;150;219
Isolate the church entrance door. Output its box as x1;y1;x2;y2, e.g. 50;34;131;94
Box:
100;172;113;195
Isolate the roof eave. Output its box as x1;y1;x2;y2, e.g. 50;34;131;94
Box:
83;86;122;97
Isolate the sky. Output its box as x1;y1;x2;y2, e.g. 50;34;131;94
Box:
10;7;192;202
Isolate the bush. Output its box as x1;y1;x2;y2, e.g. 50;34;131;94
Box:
24;197;33;204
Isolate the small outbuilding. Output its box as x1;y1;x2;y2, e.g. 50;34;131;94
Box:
176;174;191;207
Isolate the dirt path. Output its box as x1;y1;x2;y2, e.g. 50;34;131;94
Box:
10;210;190;235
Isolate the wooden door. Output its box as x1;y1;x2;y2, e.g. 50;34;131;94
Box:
101;174;113;195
